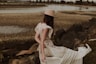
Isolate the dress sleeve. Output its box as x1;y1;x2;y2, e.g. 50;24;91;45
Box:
34;23;41;34
76;44;92;59
35;23;53;38
42;24;53;39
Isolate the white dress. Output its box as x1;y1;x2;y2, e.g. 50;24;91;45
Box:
35;22;92;64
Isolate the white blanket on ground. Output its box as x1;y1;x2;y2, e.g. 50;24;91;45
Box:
45;43;92;64
35;22;92;64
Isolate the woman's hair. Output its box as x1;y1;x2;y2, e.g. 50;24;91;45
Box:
43;14;54;28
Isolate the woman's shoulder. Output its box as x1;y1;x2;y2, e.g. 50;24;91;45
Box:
35;22;42;32
35;22;47;31
36;22;42;27
35;22;42;29
35;22;47;28
35;22;53;32
41;23;52;29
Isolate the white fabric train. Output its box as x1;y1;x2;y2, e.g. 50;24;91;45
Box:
35;22;92;64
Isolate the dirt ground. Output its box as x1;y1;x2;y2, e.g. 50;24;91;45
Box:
0;11;94;40
0;11;94;32
0;11;96;64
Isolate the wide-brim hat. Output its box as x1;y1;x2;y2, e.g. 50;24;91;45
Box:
44;9;55;17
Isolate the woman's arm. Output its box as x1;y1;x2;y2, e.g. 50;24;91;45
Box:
35;32;41;44
40;28;49;62
35;27;49;62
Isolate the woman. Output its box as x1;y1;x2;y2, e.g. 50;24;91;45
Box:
34;10;55;64
16;10;92;64
34;10;92;64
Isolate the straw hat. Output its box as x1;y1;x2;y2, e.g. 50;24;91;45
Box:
44;9;55;17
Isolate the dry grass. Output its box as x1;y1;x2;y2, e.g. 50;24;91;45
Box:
0;13;43;40
0;13;43;27
0;11;95;64
0;11;93;38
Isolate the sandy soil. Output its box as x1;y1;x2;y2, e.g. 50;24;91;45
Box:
0;11;96;64
0;11;95;39
0;11;94;28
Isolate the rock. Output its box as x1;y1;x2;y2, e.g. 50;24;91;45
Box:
54;24;87;50
1;17;96;64
54;28;66;46
88;18;96;39
60;32;76;49
9;52;39;64
54;18;96;50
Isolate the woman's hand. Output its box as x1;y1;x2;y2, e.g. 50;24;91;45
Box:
42;54;46;62
35;32;41;44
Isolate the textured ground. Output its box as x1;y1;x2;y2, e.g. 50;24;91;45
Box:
0;11;96;64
